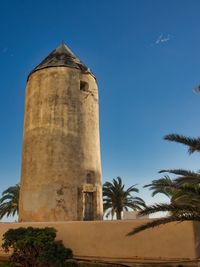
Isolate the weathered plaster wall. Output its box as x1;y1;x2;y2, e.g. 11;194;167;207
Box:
0;220;199;264
19;67;102;222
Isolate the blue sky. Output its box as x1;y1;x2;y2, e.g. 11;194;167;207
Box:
1;0;200;219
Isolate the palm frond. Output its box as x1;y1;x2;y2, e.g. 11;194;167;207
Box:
128;213;200;235
144;176;175;198
164;134;200;154
159;169;199;176
137;203;200;217
175;176;200;185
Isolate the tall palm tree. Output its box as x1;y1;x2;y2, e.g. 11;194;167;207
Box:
0;184;20;219
103;177;146;220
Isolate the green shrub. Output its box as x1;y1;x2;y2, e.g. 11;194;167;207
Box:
2;227;73;267
65;260;79;267
0;262;13;267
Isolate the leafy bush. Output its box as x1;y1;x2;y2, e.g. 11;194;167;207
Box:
0;262;13;267
2;227;73;267
65;260;79;267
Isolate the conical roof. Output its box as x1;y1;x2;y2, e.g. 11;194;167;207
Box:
28;43;94;79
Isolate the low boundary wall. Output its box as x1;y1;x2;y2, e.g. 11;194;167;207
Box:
0;220;199;265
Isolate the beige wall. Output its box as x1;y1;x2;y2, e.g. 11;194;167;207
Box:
0;220;199;264
123;211;149;220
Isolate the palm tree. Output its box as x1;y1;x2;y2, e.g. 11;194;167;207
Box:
103;177;146;220
127;130;200;235
0;184;20;219
157;169;200;206
144;170;200;204
128;169;200;235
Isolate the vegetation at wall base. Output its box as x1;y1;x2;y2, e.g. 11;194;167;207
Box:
2;227;73;267
0;262;12;267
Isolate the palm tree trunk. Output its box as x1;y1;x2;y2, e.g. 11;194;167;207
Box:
116;210;121;220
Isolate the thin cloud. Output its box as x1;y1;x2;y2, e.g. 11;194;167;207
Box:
151;34;171;46
2;47;8;53
1;47;14;57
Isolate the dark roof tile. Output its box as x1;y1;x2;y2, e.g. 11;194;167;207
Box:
28;43;94;79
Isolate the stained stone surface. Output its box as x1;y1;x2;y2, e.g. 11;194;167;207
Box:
19;44;103;222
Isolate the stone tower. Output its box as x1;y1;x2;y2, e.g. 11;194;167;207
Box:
19;43;103;222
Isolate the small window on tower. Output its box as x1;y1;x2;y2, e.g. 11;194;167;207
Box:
80;81;89;92
86;173;92;183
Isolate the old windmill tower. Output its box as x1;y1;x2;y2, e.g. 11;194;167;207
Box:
19;43;103;222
